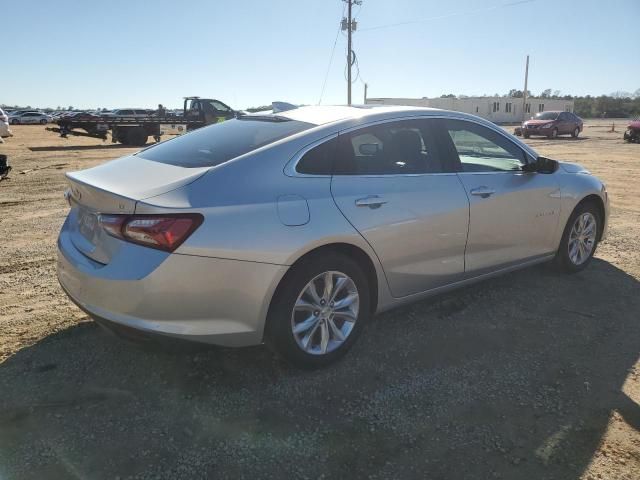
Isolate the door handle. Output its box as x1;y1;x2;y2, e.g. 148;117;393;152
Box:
469;186;496;198
355;195;388;209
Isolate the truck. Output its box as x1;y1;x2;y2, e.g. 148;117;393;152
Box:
48;97;236;146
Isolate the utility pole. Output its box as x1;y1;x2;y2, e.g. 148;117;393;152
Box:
342;0;361;105
364;82;368;103
522;55;529;123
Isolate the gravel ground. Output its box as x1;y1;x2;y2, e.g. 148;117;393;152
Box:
0;122;639;479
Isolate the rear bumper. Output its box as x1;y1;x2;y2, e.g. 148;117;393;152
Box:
57;222;288;347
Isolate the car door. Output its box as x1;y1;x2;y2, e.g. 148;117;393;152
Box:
21;113;34;124
441;118;561;275
330;118;470;298
558;112;571;134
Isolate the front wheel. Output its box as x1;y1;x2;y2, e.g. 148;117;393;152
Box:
10;119;19;125
40;119;47;125
554;202;601;273
266;253;370;368
549;128;559;139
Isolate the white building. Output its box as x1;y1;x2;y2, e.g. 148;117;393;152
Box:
365;96;575;124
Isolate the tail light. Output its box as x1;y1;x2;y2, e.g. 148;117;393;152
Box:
99;213;203;252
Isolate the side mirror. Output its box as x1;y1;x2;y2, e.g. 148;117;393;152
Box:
523;156;559;174
359;143;380;156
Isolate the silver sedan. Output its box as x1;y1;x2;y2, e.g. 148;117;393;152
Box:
57;106;609;367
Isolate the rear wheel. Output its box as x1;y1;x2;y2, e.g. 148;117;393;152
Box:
266;253;370;368
571;127;580;138
554;202;600;273
128;127;149;146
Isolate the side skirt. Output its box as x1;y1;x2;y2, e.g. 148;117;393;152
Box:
376;253;555;314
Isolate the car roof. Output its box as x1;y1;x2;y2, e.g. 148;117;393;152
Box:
275;105;445;126
259;104;539;162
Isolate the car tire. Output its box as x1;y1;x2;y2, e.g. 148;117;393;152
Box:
40;119;47;125
549;128;558;139
128;127;149;146
10;119;19;125
523;132;530;139
571;127;580;138
266;252;371;368
554;201;601;273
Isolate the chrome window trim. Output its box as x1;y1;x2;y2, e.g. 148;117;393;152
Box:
285;113;538;178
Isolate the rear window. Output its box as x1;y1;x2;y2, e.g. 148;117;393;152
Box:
138;117;314;168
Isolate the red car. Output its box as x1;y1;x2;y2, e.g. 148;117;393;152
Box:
522;111;583;139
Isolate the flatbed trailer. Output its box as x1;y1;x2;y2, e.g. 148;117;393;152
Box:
50;97;235;146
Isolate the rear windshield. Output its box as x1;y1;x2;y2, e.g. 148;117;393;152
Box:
138;117;314;168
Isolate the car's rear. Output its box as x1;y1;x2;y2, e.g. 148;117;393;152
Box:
57;114;322;346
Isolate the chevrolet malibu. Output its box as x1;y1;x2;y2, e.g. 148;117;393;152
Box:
57;106;608;367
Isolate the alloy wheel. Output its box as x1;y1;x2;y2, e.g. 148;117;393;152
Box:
291;271;359;355
568;212;597;265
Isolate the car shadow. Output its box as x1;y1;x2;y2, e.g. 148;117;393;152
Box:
0;258;638;479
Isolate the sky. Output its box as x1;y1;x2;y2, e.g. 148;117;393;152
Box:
3;0;639;110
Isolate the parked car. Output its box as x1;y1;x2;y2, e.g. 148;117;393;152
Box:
9;111;52;125
57;105;609;367
61;111;103;121
0;120;12;139
102;109;153;119
522;111;583;139
623;119;640;143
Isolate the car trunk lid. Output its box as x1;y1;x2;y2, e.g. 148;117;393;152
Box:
65;155;209;264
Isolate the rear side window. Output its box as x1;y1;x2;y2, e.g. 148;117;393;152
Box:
138;117;314;168
296;137;337;175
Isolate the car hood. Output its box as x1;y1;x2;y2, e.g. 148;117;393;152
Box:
524;119;556;125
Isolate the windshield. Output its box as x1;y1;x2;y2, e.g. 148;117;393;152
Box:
535;112;559;120
137;117;314;168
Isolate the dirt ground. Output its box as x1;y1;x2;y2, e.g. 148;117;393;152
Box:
0;120;639;480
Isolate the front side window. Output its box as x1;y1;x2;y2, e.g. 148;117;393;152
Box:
334;119;446;175
211;100;231;112
445;119;526;173
138;117;314;168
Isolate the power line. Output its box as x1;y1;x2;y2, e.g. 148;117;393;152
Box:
318;14;344;105
360;0;537;32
